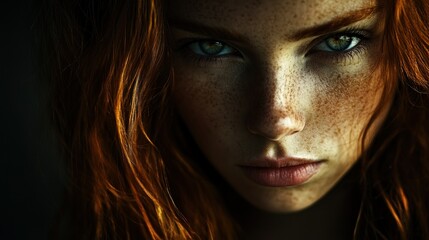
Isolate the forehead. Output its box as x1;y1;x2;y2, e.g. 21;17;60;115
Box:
168;0;376;35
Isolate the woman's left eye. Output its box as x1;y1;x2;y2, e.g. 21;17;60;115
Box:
313;33;363;52
187;40;237;57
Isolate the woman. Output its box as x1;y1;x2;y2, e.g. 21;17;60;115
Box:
39;0;429;239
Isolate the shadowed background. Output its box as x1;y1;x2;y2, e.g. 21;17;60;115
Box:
1;1;65;239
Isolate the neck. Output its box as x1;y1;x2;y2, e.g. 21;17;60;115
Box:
226;164;361;240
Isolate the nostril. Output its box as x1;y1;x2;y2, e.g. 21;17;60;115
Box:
247;114;305;141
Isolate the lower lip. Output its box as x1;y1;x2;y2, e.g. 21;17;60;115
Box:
240;162;323;187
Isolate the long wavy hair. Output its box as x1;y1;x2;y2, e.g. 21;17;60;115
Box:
356;0;429;239
37;0;429;239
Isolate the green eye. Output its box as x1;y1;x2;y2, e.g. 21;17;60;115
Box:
188;40;236;56
315;34;362;52
326;35;356;51
199;41;224;55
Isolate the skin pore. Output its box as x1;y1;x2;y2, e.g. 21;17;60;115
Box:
168;0;391;238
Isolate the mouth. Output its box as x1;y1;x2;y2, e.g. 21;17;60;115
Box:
238;158;325;187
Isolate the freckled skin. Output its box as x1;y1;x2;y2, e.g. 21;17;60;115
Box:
169;0;390;214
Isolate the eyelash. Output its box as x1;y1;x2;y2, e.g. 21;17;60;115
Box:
176;28;372;65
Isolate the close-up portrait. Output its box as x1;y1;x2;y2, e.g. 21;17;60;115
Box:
3;0;429;239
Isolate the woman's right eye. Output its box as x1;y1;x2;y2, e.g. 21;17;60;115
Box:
185;40;239;61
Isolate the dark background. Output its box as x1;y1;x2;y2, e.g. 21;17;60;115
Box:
1;1;65;239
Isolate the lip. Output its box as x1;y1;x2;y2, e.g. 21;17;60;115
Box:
238;158;325;187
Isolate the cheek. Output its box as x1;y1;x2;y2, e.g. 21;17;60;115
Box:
173;63;245;152
308;68;384;160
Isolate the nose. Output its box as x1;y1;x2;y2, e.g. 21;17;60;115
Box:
247;65;306;141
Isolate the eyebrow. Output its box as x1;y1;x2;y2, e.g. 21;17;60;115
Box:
168;7;378;42
169;18;249;42
290;7;378;40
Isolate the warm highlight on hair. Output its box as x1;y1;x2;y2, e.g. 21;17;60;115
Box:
38;0;235;239
37;0;429;239
356;0;429;239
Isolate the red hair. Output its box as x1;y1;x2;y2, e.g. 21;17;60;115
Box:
356;0;429;238
37;0;429;239
38;0;235;238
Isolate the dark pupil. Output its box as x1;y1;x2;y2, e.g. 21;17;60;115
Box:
326;35;352;51
199;41;224;55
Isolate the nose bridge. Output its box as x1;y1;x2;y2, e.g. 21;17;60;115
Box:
254;54;301;115
264;61;296;111
247;56;305;141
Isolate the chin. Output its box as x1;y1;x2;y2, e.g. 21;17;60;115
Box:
249;197;319;213
235;183;325;213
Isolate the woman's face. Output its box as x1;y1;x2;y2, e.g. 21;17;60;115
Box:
169;0;390;212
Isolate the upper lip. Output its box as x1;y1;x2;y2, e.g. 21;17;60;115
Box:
238;157;324;168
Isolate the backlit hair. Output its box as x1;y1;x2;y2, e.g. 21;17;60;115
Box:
356;0;429;238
